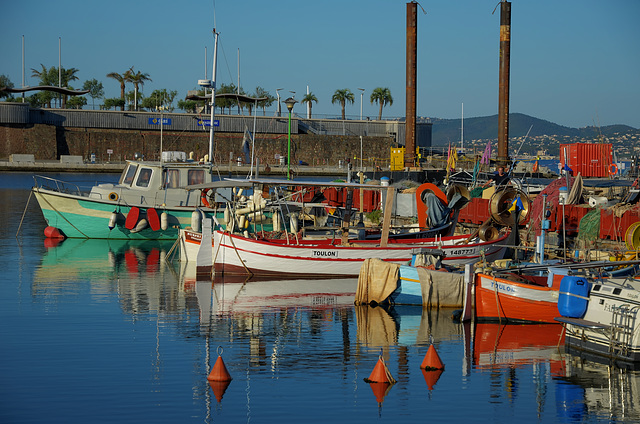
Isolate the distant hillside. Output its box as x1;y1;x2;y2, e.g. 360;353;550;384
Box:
430;113;637;146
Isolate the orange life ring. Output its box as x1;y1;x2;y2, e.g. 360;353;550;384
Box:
609;164;618;176
201;188;212;208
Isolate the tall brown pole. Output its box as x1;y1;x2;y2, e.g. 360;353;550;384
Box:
498;1;511;166
405;1;417;167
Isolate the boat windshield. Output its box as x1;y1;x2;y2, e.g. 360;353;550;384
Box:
120;164;138;186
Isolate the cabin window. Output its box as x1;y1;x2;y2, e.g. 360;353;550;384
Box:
136;168;153;187
188;169;205;185
164;169;180;188
120;164;138;186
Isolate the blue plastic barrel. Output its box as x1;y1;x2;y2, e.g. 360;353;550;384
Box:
557;276;590;318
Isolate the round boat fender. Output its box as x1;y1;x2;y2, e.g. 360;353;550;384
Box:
108;192;119;201
609;164;618;176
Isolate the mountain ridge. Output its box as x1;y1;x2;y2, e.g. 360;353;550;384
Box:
430;112;638;146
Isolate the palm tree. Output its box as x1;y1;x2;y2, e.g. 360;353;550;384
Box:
60;67;79;108
370;87;393;120
106;71;128;110
301;92;318;119
254;86;274;116
31;64;79;108
331;88;354;120
126;68;152;111
31;64;56;107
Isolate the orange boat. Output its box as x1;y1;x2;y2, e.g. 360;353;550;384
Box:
474;271;564;323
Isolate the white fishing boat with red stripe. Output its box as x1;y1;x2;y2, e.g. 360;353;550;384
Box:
212;229;509;278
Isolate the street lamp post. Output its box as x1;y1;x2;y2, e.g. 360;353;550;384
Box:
358;88;365;120
283;97;297;180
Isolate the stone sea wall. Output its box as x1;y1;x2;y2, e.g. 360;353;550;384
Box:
0;123;395;169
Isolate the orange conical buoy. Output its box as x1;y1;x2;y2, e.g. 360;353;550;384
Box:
207;355;232;382
368;381;392;403
421;368;444;390
366;358;392;383
208;379;231;402
420;344;445;370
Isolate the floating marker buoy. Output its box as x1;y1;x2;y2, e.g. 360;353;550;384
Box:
364;355;396;384
108;211;118;230
420;344;445;370
208;355;232;382
421;368;444;391
44;226;65;239
160;212;169;231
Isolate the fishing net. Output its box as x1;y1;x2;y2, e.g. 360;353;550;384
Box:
576;208;601;246
469;187;484;199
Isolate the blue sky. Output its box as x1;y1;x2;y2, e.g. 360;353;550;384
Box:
1;0;638;129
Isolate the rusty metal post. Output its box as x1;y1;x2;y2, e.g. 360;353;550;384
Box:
498;1;511;166
404;1;417;168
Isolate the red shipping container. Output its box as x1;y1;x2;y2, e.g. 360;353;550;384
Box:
559;143;613;178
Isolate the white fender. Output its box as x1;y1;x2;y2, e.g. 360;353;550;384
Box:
290;214;298;234
239;215;246;229
160;212;169;231
108;211;118;230
224;206;230;225
235;201;267;216
191;210;202;233
130;218;148;233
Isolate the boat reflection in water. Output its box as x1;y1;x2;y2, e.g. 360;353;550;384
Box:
554;354;640;423
471;323;565;370
34;237;176;285
28;237;640;421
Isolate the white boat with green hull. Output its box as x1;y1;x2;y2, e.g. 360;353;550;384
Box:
33;160;214;239
31;161;267;240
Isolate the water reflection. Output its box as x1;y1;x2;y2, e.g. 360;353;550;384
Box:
23;236;640;422
555;354;640;422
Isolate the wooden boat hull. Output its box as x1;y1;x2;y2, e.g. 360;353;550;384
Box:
474;273;560;323
33;188;219;240
213;230;508;278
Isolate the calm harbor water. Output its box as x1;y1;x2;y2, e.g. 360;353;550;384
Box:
2;171;639;424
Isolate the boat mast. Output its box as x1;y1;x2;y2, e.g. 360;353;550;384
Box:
208;30;219;164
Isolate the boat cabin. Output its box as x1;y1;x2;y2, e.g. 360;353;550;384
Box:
89;158;216;208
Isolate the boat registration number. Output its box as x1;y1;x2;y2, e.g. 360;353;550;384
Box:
448;248;475;256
